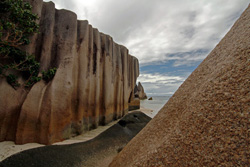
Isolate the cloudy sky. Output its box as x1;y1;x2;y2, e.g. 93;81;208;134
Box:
44;0;249;95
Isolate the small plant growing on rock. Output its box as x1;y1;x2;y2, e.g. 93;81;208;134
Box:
0;0;56;89
42;68;57;82
6;74;20;88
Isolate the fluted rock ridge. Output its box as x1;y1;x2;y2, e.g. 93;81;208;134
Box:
0;0;139;145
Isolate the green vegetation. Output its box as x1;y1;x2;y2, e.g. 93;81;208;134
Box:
42;68;57;83
0;0;56;89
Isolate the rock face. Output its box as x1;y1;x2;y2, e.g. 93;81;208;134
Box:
0;0;139;145
128;98;140;111
128;82;147;111
110;5;250;167
134;82;147;99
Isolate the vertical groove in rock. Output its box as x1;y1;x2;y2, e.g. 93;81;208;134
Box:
93;28;101;128
99;34;104;124
76;20;89;134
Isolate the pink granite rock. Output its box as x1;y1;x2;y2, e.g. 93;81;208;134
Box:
110;4;250;167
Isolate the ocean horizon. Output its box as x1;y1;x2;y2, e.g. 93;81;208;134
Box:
140;95;171;117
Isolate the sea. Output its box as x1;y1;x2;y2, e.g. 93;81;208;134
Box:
140;95;172;117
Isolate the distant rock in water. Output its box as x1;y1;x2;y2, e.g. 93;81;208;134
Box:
0;0;140;145
134;82;147;100
128;82;148;111
148;97;153;100
110;4;250;167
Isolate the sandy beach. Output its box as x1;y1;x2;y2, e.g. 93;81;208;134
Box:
132;107;154;118
0;120;118;162
0;108;153;162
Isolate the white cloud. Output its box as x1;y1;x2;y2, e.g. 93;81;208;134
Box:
43;0;249;65
43;0;249;95
124;0;249;65
138;73;185;84
137;73;186;95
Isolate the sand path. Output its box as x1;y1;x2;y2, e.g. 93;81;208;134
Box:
0;108;154;162
0;111;151;167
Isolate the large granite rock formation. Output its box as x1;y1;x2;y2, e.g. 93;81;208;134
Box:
128;82;147;111
134;82;147;100
110;5;250;167
0;0;139;145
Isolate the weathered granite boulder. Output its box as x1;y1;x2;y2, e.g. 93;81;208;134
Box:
128;98;140;111
110;4;250;167
0;0;139;145
134;82;147;99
